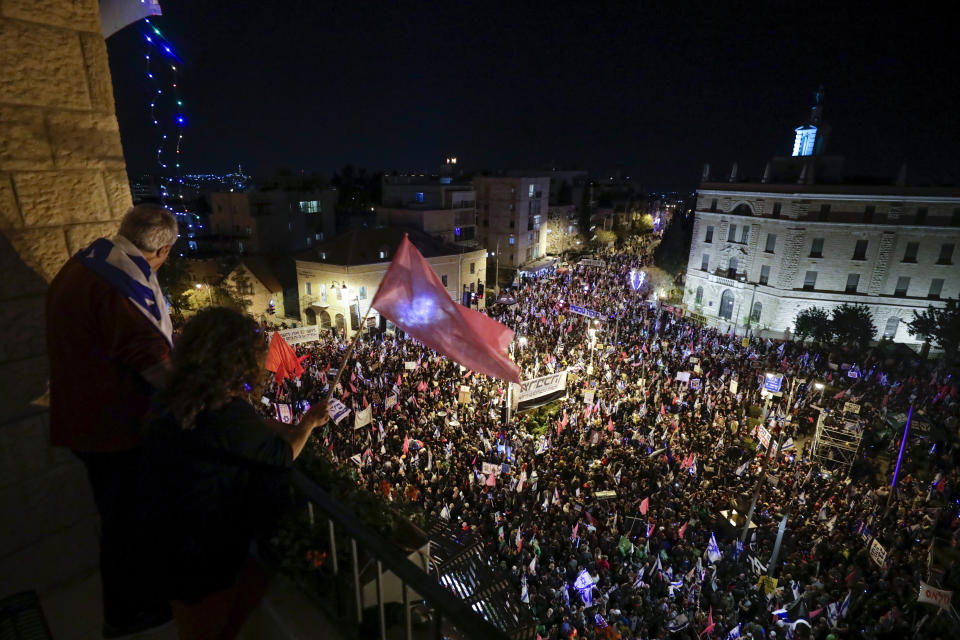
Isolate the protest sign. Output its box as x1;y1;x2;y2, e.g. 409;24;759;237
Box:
354;404;372;429
404;361;417;370
918;582;952;609
276;325;319;345
515;370;568;411
869;538;887;567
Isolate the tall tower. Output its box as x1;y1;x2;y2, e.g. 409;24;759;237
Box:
792;87;826;157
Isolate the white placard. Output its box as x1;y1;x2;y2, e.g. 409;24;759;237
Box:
385;394;397;409
276;325;320;345
675;371;691;383
354;405;372;429
918;582;952;609
404;361;417;370
729;379;739;394
869;538;887;567
482;462;500;477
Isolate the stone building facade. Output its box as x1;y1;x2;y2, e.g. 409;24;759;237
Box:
0;0;134;605
294;228;486;334
683;183;960;345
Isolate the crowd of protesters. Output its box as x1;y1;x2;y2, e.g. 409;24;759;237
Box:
260;237;959;640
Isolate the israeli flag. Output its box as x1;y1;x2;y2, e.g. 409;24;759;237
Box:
520;574;529;603
633;566;646;589
839;591;850;618
826;602;839;628
707;532;723;563
726;623;741;639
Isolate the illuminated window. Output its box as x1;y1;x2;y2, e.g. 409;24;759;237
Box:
509;236;515;245
792;125;817;156
299;200;320;213
320;284;327;302
359;286;367;300
415;192;424;203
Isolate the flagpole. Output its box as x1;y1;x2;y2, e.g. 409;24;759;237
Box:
323;304;376;406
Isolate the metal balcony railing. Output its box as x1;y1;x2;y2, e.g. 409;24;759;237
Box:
290;470;511;640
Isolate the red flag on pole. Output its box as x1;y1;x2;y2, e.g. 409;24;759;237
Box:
370;235;521;383
678;521;688;539
699;607;715;637
265;331;304;383
639;497;650;515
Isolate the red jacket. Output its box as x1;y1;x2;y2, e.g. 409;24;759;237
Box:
46;257;170;451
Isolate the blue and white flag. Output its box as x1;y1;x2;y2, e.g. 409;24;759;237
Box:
839;591;851;618
520;573;529;603
726;623;741;639
632;566;646;589
651;554;663;575
77;236;173;345
777;342;786;357
707;532;723;563
826;602;839;628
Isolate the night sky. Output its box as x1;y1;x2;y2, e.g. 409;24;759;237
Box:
107;1;960;191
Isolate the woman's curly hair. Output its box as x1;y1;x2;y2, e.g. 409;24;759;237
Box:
157;307;267;429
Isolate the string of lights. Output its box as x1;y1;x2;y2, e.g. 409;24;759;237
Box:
142;18;186;211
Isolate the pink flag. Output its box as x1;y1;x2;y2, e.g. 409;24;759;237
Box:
607;417;614;432
639;497;649;515
370;235;521;383
402;435;409;455
571;522;579;540
699;607;715;637
678;522;688;539
485;473;496;487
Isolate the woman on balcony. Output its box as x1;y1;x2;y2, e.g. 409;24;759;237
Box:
137;307;329;639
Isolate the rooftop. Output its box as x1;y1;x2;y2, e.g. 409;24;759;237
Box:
304;227;475;266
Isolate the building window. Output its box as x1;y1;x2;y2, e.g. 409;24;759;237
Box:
305;282;312;295
864;205;876;223
739;225;750;244
727;257;738;278
718;290;734;320
894;276;910;297
704;225;714;243
916;207;928;225
336;286;342;301
750;302;762;323
727;224;737;242
320;284;327;302
803;270;818;291
359;285;367;300
415;192;424;203
938;243;955;265
299;200;320;213
952;208;960;227
883;316;900;340
764;233;777;253
695;286;703;304
379;250;387;259
528;184;535;198
853;239;868;260
710;199;718;212
902;242;918;263
772;203;782;218
759;265;770;285
845;273;860;293
928;278;944;299
701;253;710;271
320;251;327;260
810;237;824;258
818;204;831;221
508;236;515;245
469;262;476;274
441;274;448;287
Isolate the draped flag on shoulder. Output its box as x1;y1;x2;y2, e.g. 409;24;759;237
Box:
266;331;305;383
370;235;521;383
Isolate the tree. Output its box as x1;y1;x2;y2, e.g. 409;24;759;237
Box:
592;229;616;247
157;255;195;318
830;303;876;350
635;213;655;233
794;306;832;343
652;211;694;277
908;298;960;362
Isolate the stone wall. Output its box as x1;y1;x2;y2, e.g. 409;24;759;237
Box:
0;0;131;596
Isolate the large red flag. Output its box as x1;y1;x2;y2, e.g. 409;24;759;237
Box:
370;235;521;383
265;331;304;383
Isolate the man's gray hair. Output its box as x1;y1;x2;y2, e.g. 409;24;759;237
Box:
118;203;179;252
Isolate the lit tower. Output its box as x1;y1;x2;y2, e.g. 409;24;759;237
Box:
792;86;827;156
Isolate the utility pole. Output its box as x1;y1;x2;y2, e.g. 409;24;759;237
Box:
495;238;501;294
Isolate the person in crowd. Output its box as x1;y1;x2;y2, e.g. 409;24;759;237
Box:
139;307;329;639
46;203;177;636
260;233;958;640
